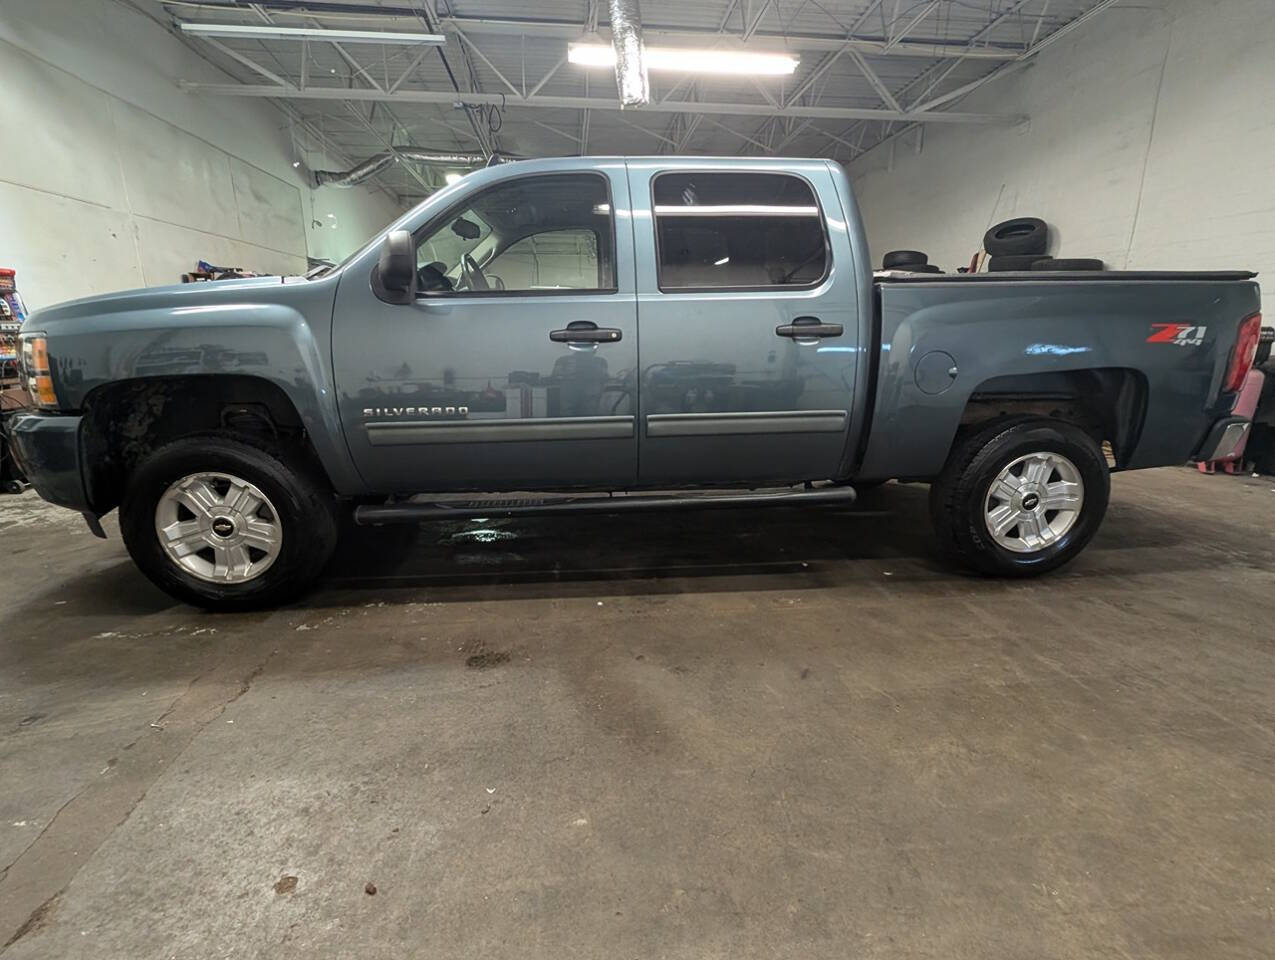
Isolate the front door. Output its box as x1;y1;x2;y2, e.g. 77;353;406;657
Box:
626;161;860;485
333;166;638;493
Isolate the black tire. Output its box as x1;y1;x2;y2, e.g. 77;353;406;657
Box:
883;249;927;269
983;217;1048;257
1255;327;1274;365
988;255;1049;272
929;417;1109;577
900;263;943;274
1031;257;1104;271
120;434;339;610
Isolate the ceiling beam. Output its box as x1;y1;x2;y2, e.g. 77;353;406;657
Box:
178;82;1027;125
844;48;901;112
843;0;1126;165
429;16;1021;60
881;0;941;52
196;36;295;89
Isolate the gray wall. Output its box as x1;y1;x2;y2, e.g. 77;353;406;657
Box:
849;0;1274;299
0;0;403;309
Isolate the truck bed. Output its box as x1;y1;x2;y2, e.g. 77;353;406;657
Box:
859;271;1262;482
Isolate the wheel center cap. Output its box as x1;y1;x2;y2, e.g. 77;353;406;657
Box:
1021;492;1041;511
211;516;236;538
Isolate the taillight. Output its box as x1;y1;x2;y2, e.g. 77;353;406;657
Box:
17;334;59;409
1224;312;1262;395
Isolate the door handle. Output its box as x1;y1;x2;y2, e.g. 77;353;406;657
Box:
550;321;623;344
776;316;843;339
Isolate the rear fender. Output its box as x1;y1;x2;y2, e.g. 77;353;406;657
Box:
858;280;1259;479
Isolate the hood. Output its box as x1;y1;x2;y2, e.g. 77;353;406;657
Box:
24;276;293;329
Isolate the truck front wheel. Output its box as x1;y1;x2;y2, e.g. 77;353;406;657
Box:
929;418;1109;577
119;435;339;609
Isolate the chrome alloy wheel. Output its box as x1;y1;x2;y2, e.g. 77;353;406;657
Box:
984;452;1084;554
154;472;283;583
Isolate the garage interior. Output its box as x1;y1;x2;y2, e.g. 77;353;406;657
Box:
2;0;1274;957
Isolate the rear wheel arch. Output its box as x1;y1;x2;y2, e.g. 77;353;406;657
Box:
953;368;1147;470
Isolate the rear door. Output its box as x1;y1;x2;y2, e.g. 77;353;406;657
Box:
626;161;860;485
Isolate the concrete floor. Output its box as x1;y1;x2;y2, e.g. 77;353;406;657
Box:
0;468;1272;959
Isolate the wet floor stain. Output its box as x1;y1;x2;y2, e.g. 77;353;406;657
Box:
465;650;511;670
273;876;298;896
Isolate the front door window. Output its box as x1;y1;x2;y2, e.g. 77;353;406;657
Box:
414;174;615;295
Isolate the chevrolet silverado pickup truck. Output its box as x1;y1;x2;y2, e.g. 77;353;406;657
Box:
5;156;1263;608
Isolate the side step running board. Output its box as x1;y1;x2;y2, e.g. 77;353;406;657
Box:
353;485;857;525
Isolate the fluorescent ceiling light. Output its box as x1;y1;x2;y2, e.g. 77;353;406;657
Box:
568;43;798;76
444;172;463;185
180;23;446;46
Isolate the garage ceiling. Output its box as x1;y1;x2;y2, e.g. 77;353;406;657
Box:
142;0;1122;202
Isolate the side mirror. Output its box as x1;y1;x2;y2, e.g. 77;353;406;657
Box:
374;229;415;304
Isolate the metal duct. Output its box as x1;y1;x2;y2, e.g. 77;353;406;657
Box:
608;0;649;108
312;149;489;188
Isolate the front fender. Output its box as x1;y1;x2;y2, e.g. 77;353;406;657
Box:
33;282;362;494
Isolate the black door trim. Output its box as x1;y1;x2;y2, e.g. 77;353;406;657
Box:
366;416;635;446
645;410;848;438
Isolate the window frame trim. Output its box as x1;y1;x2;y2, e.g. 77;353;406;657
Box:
408;170;620;300
649;169;833;295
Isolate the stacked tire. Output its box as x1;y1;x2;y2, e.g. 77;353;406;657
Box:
881;250;942;274
983;218;1104;273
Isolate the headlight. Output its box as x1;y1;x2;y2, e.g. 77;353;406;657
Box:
17;334;59;409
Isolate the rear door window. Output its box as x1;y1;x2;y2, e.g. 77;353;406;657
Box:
652;172;828;291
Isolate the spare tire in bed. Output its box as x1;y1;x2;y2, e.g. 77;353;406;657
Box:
988;255;1049;272
983;218;1048;256
1031;258;1104;271
883;250;928;269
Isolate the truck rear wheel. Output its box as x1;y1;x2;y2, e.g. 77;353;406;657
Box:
120;435;338;609
929;418;1109;577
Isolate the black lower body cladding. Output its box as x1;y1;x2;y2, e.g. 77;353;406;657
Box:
983;217;1048;256
929;417;1110;577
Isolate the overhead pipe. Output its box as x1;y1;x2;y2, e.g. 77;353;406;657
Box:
608;0;649;107
311;149;490;188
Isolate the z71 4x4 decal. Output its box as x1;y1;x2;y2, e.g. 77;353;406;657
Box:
1147;323;1207;346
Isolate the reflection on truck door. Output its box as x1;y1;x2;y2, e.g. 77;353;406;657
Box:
626;162;860;484
332;165;640;492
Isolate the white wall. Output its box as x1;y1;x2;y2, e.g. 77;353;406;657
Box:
849;0;1275;300
0;0;403;310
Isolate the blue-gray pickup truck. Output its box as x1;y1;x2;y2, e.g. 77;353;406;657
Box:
5;157;1263;608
